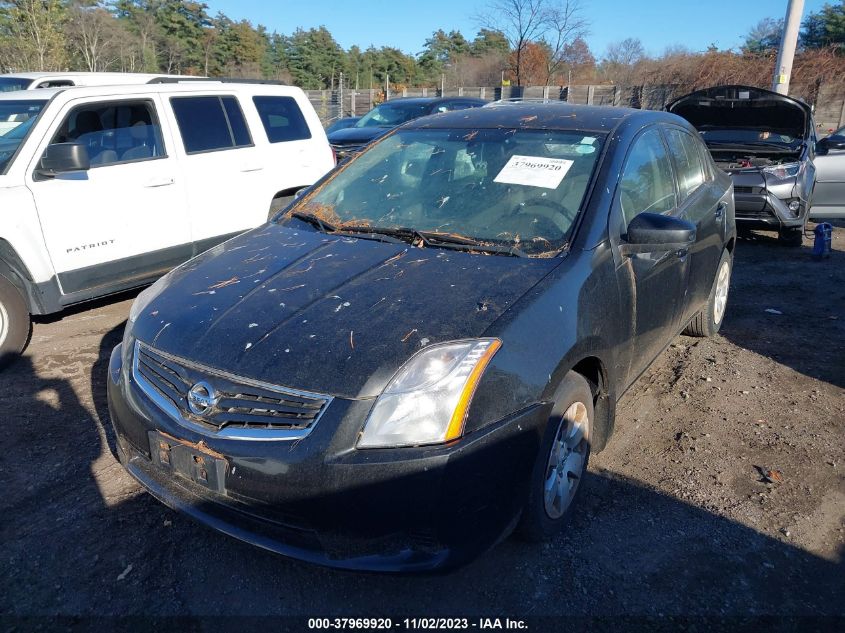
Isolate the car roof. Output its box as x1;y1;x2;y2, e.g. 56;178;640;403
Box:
0;81;305;102
1;72;185;81
404;101;675;134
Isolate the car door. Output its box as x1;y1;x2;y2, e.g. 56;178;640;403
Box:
812;128;845;218
165;93;266;248
611;127;690;385
26;95;191;299
662;125;725;323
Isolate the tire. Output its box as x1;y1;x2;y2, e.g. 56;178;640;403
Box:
778;226;803;247
683;249;732;338
519;371;593;542
0;274;31;370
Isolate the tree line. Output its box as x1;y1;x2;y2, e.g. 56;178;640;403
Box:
1;0;844;92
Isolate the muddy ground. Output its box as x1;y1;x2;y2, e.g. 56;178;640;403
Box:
1;225;843;629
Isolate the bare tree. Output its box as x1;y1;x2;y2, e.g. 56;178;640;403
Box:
67;2;123;71
602;37;646;84
542;0;587;84
477;0;587;86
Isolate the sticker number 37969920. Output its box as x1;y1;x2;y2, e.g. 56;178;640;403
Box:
493;155;574;190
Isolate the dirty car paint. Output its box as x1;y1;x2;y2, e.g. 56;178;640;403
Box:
133;222;560;399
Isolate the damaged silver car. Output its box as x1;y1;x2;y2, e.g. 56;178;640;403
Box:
668;85;816;246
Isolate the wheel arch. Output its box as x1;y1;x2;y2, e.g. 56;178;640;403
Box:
566;355;615;453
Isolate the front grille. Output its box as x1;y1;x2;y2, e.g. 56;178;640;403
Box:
133;341;331;440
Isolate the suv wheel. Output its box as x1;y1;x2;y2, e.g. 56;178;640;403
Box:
778;226;803;247
519;371;593;541
0;275;31;369
684;249;732;338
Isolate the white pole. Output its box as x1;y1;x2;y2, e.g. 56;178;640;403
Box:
772;0;805;95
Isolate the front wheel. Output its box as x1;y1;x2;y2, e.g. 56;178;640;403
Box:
778;226;803;247
684;249;732;338
0;274;31;369
519;372;593;541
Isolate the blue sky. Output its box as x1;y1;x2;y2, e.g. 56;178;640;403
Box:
207;0;831;58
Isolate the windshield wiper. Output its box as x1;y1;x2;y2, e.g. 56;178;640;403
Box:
346;226;527;257
290;211;337;233
289;213;404;244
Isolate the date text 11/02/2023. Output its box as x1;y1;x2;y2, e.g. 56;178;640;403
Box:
307;618;529;630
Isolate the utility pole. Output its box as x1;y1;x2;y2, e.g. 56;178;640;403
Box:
385;72;390;100
339;71;344;118
772;0;805;95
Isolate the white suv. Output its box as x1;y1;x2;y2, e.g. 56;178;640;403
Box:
0;81;335;365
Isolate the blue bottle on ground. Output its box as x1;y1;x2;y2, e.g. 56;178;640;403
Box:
812;222;833;260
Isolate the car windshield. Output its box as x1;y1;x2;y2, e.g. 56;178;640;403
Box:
354;102;431;128
0;77;31;93
0;100;46;174
698;127;801;148
287;127;604;256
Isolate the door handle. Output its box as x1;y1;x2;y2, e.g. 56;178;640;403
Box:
715;201;727;219
240;164;264;173
144;177;175;188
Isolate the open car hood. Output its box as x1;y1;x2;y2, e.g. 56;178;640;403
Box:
666;85;812;140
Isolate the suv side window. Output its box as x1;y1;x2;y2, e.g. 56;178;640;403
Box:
665;127;705;199
50;100;165;167
252;96;311;143
619;128;676;227
170;95;253;154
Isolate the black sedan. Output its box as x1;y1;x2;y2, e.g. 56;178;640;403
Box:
327;96;486;160
108;103;736;572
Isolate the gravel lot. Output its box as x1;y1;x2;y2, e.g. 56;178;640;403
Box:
1;225;843;627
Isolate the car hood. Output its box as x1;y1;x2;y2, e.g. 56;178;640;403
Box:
132;223;560;399
327;126;390;145
666;85;812;139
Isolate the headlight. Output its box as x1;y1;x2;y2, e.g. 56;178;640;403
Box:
763;162;800;179
357;338;502;448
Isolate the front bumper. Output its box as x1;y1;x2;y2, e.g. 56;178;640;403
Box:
731;174;807;229
107;343;549;572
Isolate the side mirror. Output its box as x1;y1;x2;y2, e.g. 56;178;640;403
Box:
817;136;845;153
35;143;90;180
622;212;696;254
294;187;307;200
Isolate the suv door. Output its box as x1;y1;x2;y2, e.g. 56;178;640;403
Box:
167;94;266;247
813;127;845;217
662;125;725;323
26;96;191;300
611;127;689;385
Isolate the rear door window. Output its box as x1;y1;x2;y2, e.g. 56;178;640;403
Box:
49;99;165;167
170;95;253;154
252;96;312;143
619;128;677;226
665;127;705;199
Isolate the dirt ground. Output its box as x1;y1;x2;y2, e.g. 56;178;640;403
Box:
1;224;843;628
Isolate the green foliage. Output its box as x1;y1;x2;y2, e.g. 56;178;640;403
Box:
801;1;845;49
743;17;783;53
0;0;69;71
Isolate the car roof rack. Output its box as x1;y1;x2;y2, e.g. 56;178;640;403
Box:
147;77;287;85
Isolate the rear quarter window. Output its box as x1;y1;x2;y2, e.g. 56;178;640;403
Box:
170;95;253;154
252;96;312;143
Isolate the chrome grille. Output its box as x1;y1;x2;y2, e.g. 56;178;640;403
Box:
132;341;331;441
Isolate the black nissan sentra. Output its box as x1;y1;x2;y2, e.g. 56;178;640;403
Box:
108;103;736;572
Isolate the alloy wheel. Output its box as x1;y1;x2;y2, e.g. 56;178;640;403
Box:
543;401;589;519
713;260;731;325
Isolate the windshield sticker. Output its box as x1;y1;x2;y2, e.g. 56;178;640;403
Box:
494;155;574;189
580;136;596;145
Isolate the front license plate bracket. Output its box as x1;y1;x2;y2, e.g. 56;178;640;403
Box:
149;431;228;494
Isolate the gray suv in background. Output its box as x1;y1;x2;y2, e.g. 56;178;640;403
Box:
668;85;816;246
